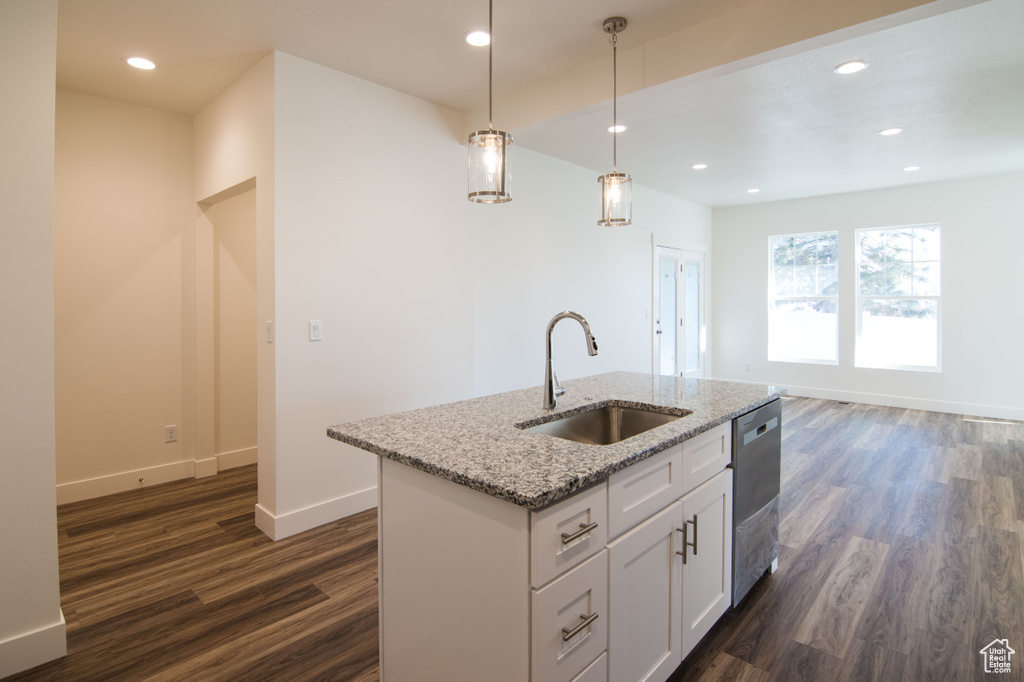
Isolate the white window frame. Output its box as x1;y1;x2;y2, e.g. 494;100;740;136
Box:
854;223;942;372
768;230;839;365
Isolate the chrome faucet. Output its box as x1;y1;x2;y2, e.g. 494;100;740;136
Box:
544;311;598;410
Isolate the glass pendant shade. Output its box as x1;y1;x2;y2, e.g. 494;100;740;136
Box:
468;129;512;203
598;171;631;226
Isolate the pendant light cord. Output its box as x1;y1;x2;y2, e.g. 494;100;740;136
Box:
612;31;618;172
488;0;494;131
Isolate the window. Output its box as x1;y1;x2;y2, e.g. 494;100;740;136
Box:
855;224;940;370
769;232;839;364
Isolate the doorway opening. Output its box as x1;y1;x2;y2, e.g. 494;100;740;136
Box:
653;244;706;379
196;180;258;474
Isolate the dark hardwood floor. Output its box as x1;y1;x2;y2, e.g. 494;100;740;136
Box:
672;397;1024;682
5;465;379;682
6;397;1023;681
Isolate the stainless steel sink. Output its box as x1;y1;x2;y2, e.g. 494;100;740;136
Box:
518;402;691;445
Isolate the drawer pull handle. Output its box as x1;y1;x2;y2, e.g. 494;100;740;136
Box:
562;612;599;642
675;515;698;564
561;521;598;545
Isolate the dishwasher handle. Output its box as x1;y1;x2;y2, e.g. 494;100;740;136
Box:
742;416;778;446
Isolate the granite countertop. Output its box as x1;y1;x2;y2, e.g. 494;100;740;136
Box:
327;371;786;510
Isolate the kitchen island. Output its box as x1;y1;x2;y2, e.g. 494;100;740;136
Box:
328;372;785;682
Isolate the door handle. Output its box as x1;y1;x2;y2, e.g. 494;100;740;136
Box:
675;515;698;564
562;612;599;642
561;521;598;545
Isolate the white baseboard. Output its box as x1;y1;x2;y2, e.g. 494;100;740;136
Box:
217;446;258;471
56;447;260;504
254;486;377;541
57;461;197;505
195;457;218;479
777;383;1024;421
0;611;66;679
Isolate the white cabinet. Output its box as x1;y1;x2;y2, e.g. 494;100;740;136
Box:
377;421;734;682
607;501;682;682
607;445;683;540
532;550;608;682
604;422;733;682
679;468;733;659
606;468;733;681
532;483;608;588
679;421;731;492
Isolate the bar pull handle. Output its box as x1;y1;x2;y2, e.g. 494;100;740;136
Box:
561;521;598;545
562;612;599;642
675;515;698;564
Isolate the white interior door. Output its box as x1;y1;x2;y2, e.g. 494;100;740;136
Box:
653;247;705;378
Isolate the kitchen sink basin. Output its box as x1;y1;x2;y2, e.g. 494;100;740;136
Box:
518;402;691;445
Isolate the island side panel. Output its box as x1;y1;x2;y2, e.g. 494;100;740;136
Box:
379;457;531;682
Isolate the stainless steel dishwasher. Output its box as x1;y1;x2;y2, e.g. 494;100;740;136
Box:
731;399;782;606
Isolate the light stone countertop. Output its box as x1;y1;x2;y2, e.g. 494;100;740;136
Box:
327;371;786;509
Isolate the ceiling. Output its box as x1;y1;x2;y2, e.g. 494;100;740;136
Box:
56;0;1024;208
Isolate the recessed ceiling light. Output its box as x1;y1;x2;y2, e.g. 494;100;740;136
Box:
464;30;490;46
126;56;156;70
747;188;760;194
879;127;904;136
692;163;708;170
833;60;868;75
903;166;921;172
607;124;627;133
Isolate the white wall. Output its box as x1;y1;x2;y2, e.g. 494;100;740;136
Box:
472;152;712;396
54;90;194;501
713;171;1024;419
192;54;277;523
268;52;476;537
0;0;67;676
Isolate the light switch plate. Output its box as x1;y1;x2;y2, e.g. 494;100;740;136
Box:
310;320;322;341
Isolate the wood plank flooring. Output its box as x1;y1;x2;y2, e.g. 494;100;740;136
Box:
5;466;379;682
673;397;1024;682
5;397;1023;681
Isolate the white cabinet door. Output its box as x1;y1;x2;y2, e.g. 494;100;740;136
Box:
679;468;733;659
607;501;682;682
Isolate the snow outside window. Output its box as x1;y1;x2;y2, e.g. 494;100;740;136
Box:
855;224;941;371
768;231;839;364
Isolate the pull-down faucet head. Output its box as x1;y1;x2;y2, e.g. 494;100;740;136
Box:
544;311;598;410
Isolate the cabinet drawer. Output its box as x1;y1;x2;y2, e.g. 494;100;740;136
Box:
532;550;608;682
532;483;607;588
572;652;607;682
680;421;731;494
607;446;683;539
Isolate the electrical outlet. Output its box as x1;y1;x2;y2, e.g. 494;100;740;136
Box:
164;425;177;443
745;363;752;372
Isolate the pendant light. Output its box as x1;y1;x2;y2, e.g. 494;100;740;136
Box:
598;17;631;226
467;0;512;203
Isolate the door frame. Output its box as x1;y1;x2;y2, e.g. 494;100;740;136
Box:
652;234;711;379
